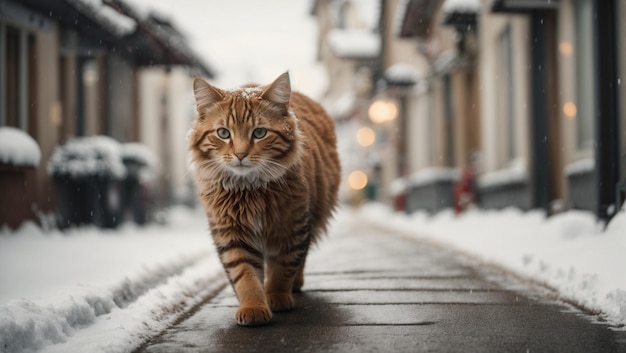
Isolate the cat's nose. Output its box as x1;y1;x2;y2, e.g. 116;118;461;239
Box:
235;152;248;161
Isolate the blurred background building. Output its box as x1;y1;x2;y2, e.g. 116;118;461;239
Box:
313;0;625;223
1;0;625;229
0;0;213;229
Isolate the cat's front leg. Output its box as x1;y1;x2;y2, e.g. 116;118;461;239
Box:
265;234;311;312
216;237;271;326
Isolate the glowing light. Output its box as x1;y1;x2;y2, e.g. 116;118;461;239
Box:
368;100;398;124
563;102;577;118
356;126;376;147
348;170;368;190
559;42;573;56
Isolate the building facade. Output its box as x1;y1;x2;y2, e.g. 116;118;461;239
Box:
0;0;213;229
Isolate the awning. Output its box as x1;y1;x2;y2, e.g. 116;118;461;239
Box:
398;0;440;38
491;0;559;13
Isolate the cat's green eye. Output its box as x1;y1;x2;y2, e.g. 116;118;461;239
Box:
216;128;230;139
253;128;267;139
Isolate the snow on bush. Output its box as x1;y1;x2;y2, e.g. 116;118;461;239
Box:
121;143;159;181
0;127;41;167
47;136;126;179
384;63;420;85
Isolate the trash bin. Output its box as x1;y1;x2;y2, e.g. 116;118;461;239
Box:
121;143;158;225
48;136;126;229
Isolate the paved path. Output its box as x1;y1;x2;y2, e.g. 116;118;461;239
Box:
137;213;626;352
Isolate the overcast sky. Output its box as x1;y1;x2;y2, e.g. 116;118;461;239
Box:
129;0;327;98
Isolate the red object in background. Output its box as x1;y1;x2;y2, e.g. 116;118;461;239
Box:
454;166;475;214
394;193;406;212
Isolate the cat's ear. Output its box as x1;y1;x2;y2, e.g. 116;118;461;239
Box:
193;77;224;113
261;71;291;107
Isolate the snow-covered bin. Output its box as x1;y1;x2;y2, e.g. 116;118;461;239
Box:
48;136;126;229
0;127;41;229
405;167;459;213
121;143;159;225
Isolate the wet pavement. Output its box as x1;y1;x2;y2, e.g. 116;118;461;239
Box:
137;214;626;353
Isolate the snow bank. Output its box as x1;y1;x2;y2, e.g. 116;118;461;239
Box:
0;127;41;167
358;203;626;327
0;207;223;353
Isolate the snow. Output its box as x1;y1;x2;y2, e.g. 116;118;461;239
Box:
358;203;626;327
1;204;626;352
121;143;159;181
408;167;459;188
328;91;356;119
47;136;126;179
0;127;41;168
327;29;380;59
478;158;527;188
70;0;137;38
565;157;595;176
442;0;481;14
384;63;420;85
0;206;223;353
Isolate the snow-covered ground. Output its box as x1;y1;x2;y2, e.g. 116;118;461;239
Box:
1;203;625;353
359;203;626;328
0;207;225;353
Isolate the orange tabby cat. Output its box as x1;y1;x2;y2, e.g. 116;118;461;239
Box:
189;72;340;326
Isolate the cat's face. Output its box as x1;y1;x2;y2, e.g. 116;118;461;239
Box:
189;72;301;190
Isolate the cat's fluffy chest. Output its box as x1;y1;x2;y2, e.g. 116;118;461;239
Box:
203;177;309;243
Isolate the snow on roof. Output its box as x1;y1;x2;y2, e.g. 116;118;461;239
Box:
69;0;137;38
384;63;420;84
328;29;380;59
0;127;41;168
442;0;481;14
47;136;126;179
393;0;410;37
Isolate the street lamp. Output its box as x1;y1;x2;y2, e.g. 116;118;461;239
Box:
356;126;376;147
368;99;398;124
348;170;368;190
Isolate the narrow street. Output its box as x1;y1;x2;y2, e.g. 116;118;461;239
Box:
136;214;626;353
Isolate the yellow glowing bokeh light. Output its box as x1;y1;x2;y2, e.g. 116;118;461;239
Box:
559;42;573;56
348;170;368;190
563;102;577;118
368;100;398;124
356;126;376;147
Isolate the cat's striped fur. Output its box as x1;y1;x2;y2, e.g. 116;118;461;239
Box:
189;72;340;326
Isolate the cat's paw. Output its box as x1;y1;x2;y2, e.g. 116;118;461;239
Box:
235;306;272;326
267;293;294;312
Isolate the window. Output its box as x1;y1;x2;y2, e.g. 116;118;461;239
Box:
498;24;517;163
443;75;455;166
573;0;595;150
0;22;34;132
